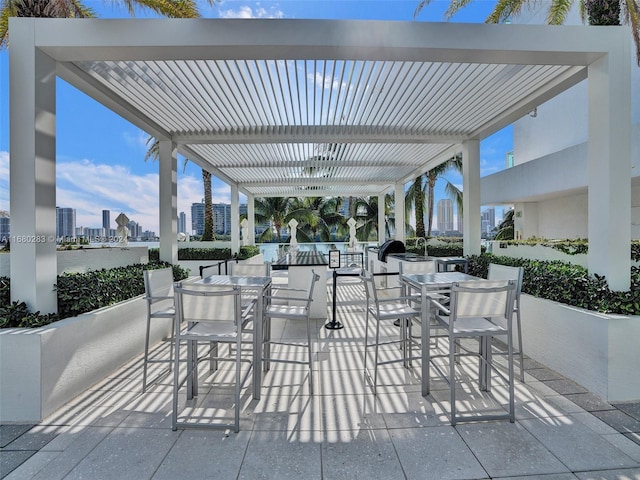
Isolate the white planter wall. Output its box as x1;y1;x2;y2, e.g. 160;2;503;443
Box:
0;296;171;423
0;247;148;277
520;294;640;402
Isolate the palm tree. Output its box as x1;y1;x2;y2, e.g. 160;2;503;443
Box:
285;197;343;242
144;137;215;241
415;0;640;65
1;0;210;49
353;194;397;241
494;208;515;240
425;154;463;236
405;176;427;238
254;196;293;243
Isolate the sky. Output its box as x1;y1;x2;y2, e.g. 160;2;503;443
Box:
0;0;512;236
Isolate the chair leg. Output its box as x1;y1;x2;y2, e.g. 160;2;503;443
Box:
306;315;314;395
515;307;525;383
143;316;151;392
449;336;457;426
234;336;242;433
363;310;372;389
171;330;181;431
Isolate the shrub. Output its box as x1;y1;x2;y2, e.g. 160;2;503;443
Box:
0;262;189;328
237;245;260;260
149;247;232;261
467;253;640;315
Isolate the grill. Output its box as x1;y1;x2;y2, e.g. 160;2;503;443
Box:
377;240;405;262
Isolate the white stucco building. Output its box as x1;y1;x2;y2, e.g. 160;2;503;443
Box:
482;7;640;241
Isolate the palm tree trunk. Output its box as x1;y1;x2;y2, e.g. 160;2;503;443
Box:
201;169;214;241
426;173;437;236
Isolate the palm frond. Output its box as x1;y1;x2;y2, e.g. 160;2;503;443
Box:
547;0;575;25
414;0;434;18
486;0;531;23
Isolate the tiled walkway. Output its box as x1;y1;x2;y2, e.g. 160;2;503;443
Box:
2;276;640;479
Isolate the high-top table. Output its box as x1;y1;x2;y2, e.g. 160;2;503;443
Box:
400;271;483;396
272;251;328;318
190;274;272;400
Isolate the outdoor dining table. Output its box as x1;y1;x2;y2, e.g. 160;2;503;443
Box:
400;271;484;396
188;274;272;400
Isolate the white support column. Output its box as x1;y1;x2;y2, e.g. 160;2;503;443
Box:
462;140;481;256
587;43;631;291
247;193;255;246
159;140;178;264
378;193;386;244
394;183;405;243
231;184;240;255
9;19;58;313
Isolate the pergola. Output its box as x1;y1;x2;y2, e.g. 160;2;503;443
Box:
9;18;631;313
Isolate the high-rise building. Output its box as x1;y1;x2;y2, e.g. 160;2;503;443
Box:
213;203;231;235
456;212;463;234
102;209;110;230
178;212;187;234
437;199;454;233
191;202;205;236
127;220;141;239
0;211;9;240
481;208;496;233
56;207;76;239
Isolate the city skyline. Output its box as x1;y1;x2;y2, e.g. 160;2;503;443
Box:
0;1;512;235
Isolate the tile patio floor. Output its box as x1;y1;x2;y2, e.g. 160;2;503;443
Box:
2;274;640;479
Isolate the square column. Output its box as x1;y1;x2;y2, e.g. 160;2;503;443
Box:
587;41;631;291
394;183;405;243
9;19;57;313
247;193;255;245
159;140;178;264
231;184;240;255
378;193;386;243
462;140;481;256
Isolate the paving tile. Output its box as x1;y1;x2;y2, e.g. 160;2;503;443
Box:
543;379;590;395
61;427;179;480
564;393;616;412
389;426;488;480
500;474;578;480
603;432;640;462
251;391;322;433
0;426;33;449
0;451;35;479
321;428;404;480
574;467;640;479
458;422;569;477
0;428;59;452
238;430;321;480
612;402;640;421
3;451;59;480
30;427;114;480
624;431;640;446
321;393;387;431
591;410;640;434
520;416;639;471
527;368;567;381
152;430;251;480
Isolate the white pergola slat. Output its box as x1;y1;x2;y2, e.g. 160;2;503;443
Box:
9;18;632;312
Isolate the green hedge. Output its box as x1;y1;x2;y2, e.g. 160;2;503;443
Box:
149;248;232;262
467;253;640;315
0;262;189;329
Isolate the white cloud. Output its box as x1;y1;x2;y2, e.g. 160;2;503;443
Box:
122;129;151;152
0;151;8;210
218;4;284;19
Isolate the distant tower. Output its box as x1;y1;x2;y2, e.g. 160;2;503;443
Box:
437;199;454;233
56;207;76;239
102;209;110;230
178;212;187;234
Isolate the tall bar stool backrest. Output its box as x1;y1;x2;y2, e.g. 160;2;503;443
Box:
141;267;175;392
398;259;437;275
228;261;270;277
